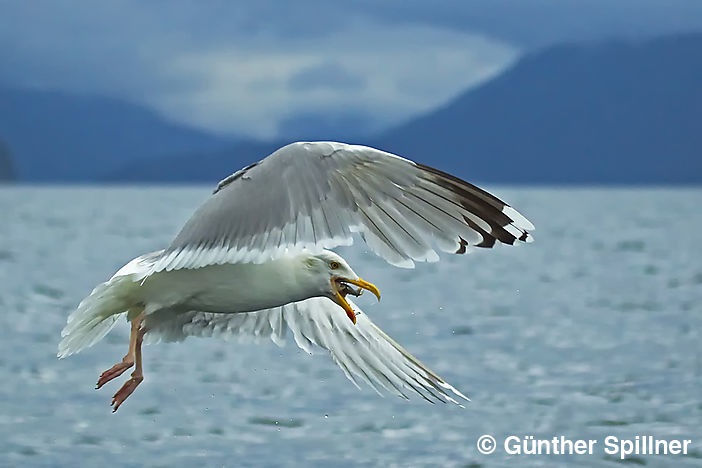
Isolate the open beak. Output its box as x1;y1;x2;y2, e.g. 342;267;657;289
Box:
331;277;381;324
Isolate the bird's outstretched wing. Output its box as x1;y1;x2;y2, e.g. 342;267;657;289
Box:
144;297;470;406
151;141;533;272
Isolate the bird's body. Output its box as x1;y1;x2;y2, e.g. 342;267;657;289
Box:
125;251;331;315
58;141;534;411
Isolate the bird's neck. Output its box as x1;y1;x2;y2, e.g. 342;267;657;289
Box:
255;255;326;305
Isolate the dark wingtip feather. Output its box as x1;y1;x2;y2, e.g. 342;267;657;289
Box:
416;162;534;250
455;237;468;254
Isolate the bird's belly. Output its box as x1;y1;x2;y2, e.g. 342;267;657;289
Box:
140;261;310;314
185;283;285;313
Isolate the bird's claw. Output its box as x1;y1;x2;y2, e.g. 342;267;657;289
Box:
111;375;143;412
96;361;134;389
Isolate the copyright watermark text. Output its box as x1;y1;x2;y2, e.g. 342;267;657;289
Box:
476;435;693;460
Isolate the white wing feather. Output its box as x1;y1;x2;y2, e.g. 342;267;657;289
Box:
150;141;533;273
144;297;470;406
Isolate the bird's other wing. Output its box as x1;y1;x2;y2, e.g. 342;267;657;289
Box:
150;141;534;272
144;297;469;406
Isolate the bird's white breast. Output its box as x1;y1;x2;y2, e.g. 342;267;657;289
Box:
136;257;320;314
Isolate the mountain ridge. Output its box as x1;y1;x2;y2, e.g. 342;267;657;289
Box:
3;32;701;184
0;138;14;181
374;33;702;183
0;85;235;181
105;33;702;184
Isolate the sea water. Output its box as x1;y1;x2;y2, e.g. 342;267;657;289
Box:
0;186;700;467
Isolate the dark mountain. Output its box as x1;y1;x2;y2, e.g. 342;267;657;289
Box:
106;140;284;183
376;33;702;184
0;86;234;181
108;33;702;184
0;138;15;181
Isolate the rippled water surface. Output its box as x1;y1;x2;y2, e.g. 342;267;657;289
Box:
0;186;701;467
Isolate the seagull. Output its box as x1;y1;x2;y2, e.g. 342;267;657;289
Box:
58;141;534;411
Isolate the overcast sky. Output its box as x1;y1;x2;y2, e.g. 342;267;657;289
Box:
2;1;701;138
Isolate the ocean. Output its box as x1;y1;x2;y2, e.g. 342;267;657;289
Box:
0;186;700;467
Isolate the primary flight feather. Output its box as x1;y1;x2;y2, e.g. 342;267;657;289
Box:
58;141;534;411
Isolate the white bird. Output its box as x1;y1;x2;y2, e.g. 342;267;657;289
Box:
58;141;534;411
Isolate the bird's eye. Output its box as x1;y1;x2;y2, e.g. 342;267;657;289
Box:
330;261;340;270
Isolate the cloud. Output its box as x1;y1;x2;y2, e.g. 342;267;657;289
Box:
288;62;366;92
154;22;516;137
347;0;702;47
276;111;376;140
1;0;700;138
0;3;516;137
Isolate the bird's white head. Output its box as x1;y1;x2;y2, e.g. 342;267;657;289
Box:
300;250;380;324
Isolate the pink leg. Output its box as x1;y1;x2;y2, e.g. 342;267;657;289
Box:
96;316;141;389
111;324;146;412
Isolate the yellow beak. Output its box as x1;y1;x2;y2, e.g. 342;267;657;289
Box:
331;277;381;324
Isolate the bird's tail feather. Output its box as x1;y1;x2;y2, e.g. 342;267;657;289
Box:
57;276;136;358
57;251;164;358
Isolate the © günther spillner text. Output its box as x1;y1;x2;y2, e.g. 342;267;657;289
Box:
479;435;693;460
